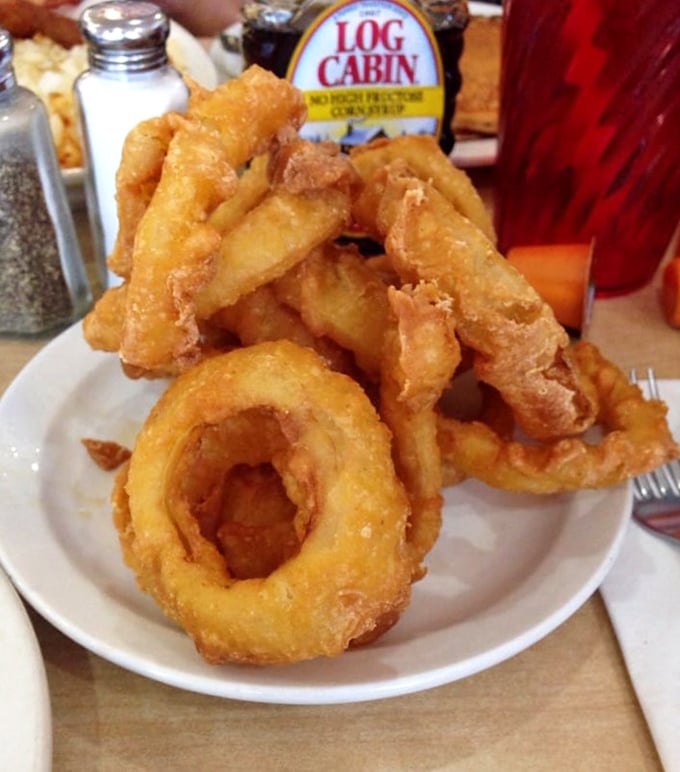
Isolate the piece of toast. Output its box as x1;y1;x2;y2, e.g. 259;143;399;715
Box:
453;14;501;137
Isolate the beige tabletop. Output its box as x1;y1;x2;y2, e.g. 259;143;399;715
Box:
2;166;677;771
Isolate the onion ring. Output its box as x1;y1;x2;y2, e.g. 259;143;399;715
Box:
437;340;680;493
119;115;237;377
273;241;390;380
349;134;495;242
354;161;598;440
118;339;412;664
211;283;355;375
379;282;461;576
108;114;176;280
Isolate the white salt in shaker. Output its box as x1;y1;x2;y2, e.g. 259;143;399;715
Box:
0;27;91;335
74;1;189;288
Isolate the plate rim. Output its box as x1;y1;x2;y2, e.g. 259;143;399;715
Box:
0;322;632;705
468;1;502;17
0;569;52;771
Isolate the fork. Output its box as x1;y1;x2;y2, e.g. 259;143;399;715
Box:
630;368;680;541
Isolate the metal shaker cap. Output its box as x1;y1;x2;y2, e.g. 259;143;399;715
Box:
0;27;16;91
79;1;171;73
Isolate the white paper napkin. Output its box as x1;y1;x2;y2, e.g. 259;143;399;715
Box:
601;377;680;768
601;520;680;770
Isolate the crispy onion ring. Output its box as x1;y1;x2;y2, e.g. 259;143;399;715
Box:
349;134;495;242
273;241;389;380
352;160;598;440
119;115;237;377
211;283;355;375
116;340;412;665
379;283;460;577
437;341;680;494
108;115;177;280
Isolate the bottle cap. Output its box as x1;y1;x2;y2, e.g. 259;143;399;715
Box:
0;27;16;91
80;1;170;73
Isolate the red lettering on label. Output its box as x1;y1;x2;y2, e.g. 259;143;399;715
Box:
319;55;340;85
384;20;403;51
317;52;418;86
334;18;404;53
336;20;351;53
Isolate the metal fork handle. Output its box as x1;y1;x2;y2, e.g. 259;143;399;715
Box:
633;503;680;540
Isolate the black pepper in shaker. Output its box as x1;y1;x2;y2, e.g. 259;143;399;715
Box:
0;26;91;335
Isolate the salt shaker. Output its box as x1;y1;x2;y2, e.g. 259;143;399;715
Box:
0;27;91;336
74;1;189;288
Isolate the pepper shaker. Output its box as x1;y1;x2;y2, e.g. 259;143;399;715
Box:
0;27;91;336
74;1;189;288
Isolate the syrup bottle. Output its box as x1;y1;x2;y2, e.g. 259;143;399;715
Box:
240;0;469;154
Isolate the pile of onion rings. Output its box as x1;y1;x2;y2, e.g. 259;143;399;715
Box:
83;66;680;666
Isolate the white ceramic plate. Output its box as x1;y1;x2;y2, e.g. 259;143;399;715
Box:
62;9;218;198
450;136;498;168
469;0;502;12
0;570;51;771
0;323;631;705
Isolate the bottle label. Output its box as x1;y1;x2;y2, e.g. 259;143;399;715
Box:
286;0;444;148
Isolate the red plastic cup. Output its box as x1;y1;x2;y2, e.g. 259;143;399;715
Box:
494;0;680;297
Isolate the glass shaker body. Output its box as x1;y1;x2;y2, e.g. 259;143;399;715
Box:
0;29;91;335
74;1;189;289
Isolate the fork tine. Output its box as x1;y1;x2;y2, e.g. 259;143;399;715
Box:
630;367;680;501
646;368;680;494
659;462;680;497
644;369;670;496
633;470;665;501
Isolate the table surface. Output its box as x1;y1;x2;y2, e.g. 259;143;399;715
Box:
2;165;676;771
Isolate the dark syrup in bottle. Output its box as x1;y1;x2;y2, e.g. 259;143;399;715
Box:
241;23;464;155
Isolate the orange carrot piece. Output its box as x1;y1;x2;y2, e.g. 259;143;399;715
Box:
506;243;591;330
661;257;680;328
